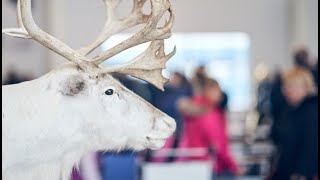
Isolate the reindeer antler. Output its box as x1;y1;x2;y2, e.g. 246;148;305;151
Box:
102;40;176;90
77;0;150;56
2;0;176;91
92;0;176;90
92;0;174;64
2;0;29;38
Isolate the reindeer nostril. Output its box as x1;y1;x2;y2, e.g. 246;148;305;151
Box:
162;118;171;127
163;117;176;133
152;116;177;133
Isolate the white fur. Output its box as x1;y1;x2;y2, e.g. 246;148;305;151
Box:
2;64;176;180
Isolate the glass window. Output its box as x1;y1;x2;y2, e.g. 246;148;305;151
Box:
102;32;251;112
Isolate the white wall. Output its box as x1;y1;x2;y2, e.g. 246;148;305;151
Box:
289;0;318;60
308;0;318;58
2;0;48;81
172;0;291;70
2;0;318;81
62;0;291;70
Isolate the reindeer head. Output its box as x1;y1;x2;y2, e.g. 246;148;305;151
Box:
3;0;176;151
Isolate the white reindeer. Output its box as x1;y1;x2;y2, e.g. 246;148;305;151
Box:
2;0;176;179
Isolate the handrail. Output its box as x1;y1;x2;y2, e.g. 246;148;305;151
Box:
151;148;209;157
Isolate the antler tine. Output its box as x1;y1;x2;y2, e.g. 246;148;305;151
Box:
127;0;150;25
101;40;176;91
92;0;174;65
77;0;150;56
2;0;176;89
2;0;30;38
2;0;97;74
16;0;25;29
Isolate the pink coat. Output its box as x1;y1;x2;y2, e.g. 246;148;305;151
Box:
182;96;239;174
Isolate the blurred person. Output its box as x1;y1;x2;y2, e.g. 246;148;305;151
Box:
270;69;289;121
100;150;138;180
3;70;31;85
312;59;318;86
192;66;229;110
268;67;318;180
256;75;273;125
70;152;102;180
219;92;229;111
293;48;318;84
270;48;317;142
293;48;311;69
191;65;207;95
112;73;152;102
79;152;102;180
146;72;193;162
71;168;82;180
177;77;240;179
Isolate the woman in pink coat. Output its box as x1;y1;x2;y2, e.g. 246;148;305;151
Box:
178;77;239;178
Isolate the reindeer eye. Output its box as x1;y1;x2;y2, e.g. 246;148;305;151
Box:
105;89;114;95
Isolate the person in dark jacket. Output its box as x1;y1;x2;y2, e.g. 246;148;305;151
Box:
268;67;318;180
293;48;318;84
269;70;289;145
112;73;153;103
312;60;318;86
3;70;30;85
147;72;193;162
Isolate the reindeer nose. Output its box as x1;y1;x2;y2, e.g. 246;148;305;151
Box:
160;116;176;135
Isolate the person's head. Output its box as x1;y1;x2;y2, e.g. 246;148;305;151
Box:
194;66;207;81
170;72;184;87
282;67;316;106
200;78;223;105
293;48;310;69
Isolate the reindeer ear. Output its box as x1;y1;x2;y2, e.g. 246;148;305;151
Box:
59;75;87;96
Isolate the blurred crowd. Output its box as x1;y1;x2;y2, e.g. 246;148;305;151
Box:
143;66;240;178
256;48;318;180
3;48;318;180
